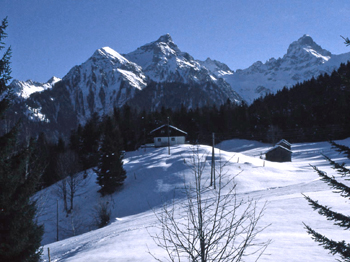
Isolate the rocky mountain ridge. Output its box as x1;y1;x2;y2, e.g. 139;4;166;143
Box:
8;34;350;138
200;34;350;103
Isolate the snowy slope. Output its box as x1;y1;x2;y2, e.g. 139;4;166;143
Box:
38;138;350;262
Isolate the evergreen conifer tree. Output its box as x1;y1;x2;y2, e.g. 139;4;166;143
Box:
79;113;101;170
0;17;44;262
95;116;126;196
303;141;350;261
342;35;350;46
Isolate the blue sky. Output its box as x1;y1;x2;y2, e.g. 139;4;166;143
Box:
1;0;350;82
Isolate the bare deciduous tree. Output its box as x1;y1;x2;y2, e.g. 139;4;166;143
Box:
150;147;270;262
56;177;68;213
56;150;85;214
58;207;85;239
92;199;113;229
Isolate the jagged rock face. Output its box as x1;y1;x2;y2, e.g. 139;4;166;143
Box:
62;47;147;123
125;34;200;83
125;34;224;86
125;34;242;107
129;80;238;111
205;34;350;104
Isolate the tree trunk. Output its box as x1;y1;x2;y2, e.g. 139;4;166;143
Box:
62;179;68;212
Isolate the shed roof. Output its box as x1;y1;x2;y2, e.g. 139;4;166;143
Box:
276;139;291;146
265;145;292;154
150;124;187;135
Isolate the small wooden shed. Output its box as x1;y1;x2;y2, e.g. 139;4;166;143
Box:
150;124;187;147
265;144;292;162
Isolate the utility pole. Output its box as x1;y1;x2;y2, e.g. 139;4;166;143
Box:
167;117;170;155
142;117;146;152
211;133;215;188
56;199;59;241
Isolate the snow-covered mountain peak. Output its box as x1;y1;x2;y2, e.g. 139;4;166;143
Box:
10;78;60;99
54;46;148;123
156;33;174;44
125;35;198;82
127;33;183;62
251;61;264;68
199;57;234;77
92;47;130;65
10;33;350;129
218;34;350;104
153;34;179;54
296;34;314;44
286;34;331;61
243;61;265;74
124;34;241;104
205;57;213;63
47;76;61;85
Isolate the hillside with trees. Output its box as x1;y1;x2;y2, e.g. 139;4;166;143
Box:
0;17;44;262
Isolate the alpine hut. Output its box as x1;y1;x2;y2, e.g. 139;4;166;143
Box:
150;124;187;147
265;139;292;162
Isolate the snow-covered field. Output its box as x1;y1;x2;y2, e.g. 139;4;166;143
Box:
38;138;350;261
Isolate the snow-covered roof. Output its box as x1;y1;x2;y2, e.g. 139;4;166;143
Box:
150;124;187;135
265;145;292;154
276;139;291;146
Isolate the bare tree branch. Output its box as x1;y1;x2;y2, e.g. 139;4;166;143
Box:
149;146;270;262
55;150;84;214
341;35;350;46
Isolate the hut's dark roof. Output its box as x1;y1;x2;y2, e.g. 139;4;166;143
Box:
150;124;187;135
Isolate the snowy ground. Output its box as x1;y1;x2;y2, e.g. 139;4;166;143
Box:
38;138;350;261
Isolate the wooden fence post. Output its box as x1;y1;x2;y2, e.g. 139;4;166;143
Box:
48;247;51;262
